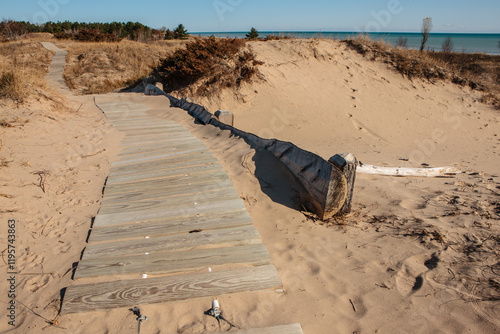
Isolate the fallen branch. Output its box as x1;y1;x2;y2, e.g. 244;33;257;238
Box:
32;170;50;193
40;217;53;236
357;163;460;177
82;149;105;158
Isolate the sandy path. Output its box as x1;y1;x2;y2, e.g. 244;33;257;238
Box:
40;42;69;92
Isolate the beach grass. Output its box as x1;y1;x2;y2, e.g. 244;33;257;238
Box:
60;39;185;94
0;40;53;103
343;34;500;108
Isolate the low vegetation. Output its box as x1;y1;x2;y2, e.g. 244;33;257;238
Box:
264;34;294;41
0;40;53;103
2;20;192;43
343;35;500;109
54;29;123;42
62;40;180;94
246;27;259;40
153;37;263;97
1;20;154;42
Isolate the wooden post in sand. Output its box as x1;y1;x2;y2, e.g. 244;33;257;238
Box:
326;153;357;217
215;110;234;126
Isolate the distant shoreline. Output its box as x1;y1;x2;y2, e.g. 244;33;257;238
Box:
193;31;500;55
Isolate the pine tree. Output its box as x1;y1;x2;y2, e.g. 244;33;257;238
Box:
165;28;174;40
173;24;189;40
246;27;259;40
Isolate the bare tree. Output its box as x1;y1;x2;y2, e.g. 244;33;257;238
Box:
442;36;453;53
396;36;408;48
420;17;433;52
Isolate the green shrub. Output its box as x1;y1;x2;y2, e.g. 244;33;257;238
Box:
246;27;259;40
173;24;189;40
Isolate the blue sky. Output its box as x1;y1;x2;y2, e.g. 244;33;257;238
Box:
2;0;500;33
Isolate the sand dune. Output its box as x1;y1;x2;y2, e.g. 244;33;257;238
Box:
200;39;498;174
0;39;498;333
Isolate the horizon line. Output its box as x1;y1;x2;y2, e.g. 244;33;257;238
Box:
191;30;500;35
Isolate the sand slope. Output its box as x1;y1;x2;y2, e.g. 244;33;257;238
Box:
185;39;500;332
0;85;122;332
0;39;498;333
201;39;498;174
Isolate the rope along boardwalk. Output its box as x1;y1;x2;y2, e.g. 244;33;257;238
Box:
61;97;283;315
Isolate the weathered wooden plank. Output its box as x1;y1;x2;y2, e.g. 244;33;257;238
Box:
101;180;234;206
119;134;195;148
117;124;186;133
104;170;228;195
62;265;282;314
113;124;182;132
93;198;246;227
108;119;177;126
76;244;270;278
99;105;148;113
106;115;160;121
106;160;222;185
106;116;160;123
105;112;149;118
215;324;304;334
109;151;218;175
89;209;251;243
117;142;203;158
102;174;231;204
102;108;147;114
97;100;146;108
109;118;177;125
85;224;260;258
119;141;201;157
118;129;189;138
84;225;261;259
101;105;147;112
98;186;240;215
111;147;208;167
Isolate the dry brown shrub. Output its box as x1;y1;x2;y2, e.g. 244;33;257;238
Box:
344;35;449;81
62;40;179;94
0;41;53;103
153;37;262;97
264;34;294;41
343;35;500;109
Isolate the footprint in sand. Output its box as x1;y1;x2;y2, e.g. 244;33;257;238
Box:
20;251;43;271
395;253;440;297
55;242;71;254
347;117;392;144
22;274;52;293
399;199;427;210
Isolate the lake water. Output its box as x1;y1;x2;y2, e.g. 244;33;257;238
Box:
193;31;500;55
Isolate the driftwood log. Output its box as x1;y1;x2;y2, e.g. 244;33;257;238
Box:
357;164;459;177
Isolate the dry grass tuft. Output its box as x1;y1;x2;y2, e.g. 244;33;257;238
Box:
153;37;263;97
264;34;295;41
62;40;181;94
343;35;500;109
0;40;53;103
344;35;450;81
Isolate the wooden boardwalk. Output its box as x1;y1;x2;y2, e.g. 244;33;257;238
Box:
62;98;284;315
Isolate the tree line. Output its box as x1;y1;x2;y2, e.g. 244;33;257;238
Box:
0;20;190;42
